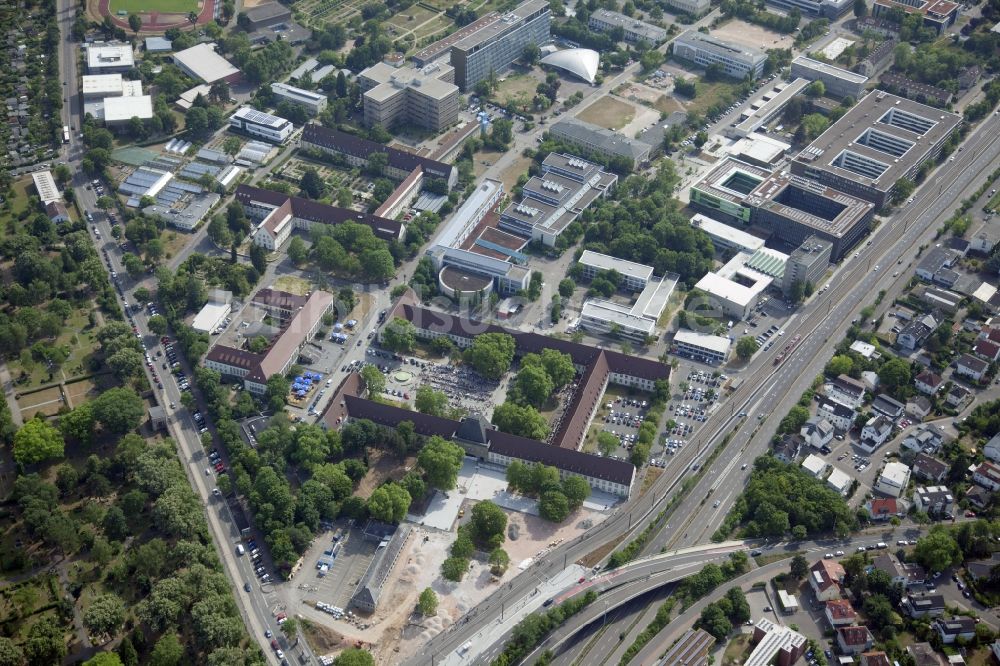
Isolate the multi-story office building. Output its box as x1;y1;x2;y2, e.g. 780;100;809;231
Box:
673;30;766;79
689;157;771;223
790;57;870;99
764;0;853;17
672;329;732;365
85;43;135;73
790;90;962;209
578;250;653;291
588;9;667;43
498;153;617;246
872;0;959;34
663;0;711;15
549;117;653;167
449;0;551;90
270;82;328;115
747;173;874;261
782;236;832;297
228;106;294;144
358;58;459;131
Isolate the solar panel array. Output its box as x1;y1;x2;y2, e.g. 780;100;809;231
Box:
119;167;169;196
180;162;221;179
155;178;202;206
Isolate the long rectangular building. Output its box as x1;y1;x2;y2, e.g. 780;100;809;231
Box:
790;57;869;99
205;290;333;395
228;106;293;144
673;30;766;79
448;0;551;90
270;82;328;115
549;117;653;167
235;185;404;250
790;89;962;208
301;124;458;190
588;9;667;43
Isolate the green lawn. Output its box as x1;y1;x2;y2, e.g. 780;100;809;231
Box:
109;0;198;14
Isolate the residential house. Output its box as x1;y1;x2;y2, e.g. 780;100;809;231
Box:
861;370;880;391
824;599;857;627
966;552;1000;581
984;433;1000;463
912;453;948;483
773;434;802;463
902;594;945;619
917;247;958;282
865;497;901;521
897;314;938;350
906;395;931;420
955;354;988;382
970;227;1000;254
914;370;944;395
860;653;892;666
908;643;946;666
945;384;971;409
872;553;926;588
978;325;1000;345
809;559;845;601
836;626;874;655
872;394;905;420
902;424;949;453
965;486;992;510
913;485;954;516
818;399;856;431
934;617;977;645
802;453;828;478
875;461;911;497
974;338;1000;363
920;287;962;314
801;417;835;449
860;415;893;452
972;461;1000;491
828;374;867;408
851;340;880;359
45;201;69;223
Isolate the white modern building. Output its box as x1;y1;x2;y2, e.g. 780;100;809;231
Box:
790;57;870;99
270;82;328;115
578;250;653;291
827;468;851;495
229;107;294;144
171;43;241;84
100;95;154;126
31;170;61;205
85;43;135;73
802;453;828;477
673;30;767;79
690;213;765;253
192;290;233;333
875;461;911;498
672;329;732;364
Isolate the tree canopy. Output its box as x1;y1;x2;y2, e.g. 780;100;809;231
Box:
13;417;65;465
463;333;516;380
417;436;465;491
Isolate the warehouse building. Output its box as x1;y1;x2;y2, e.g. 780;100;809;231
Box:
673;30;767;79
270;82;328;115
790;57;870;99
228;106;294;144
790;90;962;208
171;43;241;84
588;9;667;43
448;0;551;90
548;117;653;167
747;172;875;261
359;58;459;131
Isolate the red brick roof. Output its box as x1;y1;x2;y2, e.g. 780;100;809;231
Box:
826;599;856;620
838;626;872;646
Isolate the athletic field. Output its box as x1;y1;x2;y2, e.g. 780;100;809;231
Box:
109;0;199;14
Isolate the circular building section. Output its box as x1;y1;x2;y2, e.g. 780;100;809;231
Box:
439;266;492;299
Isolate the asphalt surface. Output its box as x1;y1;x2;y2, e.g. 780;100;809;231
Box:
409;107;1000;665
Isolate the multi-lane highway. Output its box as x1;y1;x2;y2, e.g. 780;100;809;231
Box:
409;110;1000;665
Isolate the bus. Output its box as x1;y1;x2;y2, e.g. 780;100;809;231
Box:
61;126;70;144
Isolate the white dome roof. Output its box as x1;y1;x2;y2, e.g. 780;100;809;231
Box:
540;48;600;84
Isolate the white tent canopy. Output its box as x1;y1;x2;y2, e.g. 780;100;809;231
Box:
540;48;600;84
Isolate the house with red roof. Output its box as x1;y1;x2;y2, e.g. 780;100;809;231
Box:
809;559;845;601
837;626;874;655
824;599;856;627
865;497;900;521
974;338;1000;362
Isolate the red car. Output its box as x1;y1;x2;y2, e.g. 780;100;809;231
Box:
270;639;279;651
965;510;976;518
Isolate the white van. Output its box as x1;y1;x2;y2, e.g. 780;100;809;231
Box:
236;544;245;556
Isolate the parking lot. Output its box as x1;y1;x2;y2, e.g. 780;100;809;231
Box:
292;525;377;613
595;393;652;462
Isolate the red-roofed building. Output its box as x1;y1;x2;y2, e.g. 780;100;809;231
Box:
837;626;874;655
824;599;857;627
975;338;1000;362
809;559;845;601
866;497;900;521
872;0;958;34
914;370;943;395
860;652;892;666
972;461;1000;491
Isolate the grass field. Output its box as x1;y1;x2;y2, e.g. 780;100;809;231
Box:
274;275;313;295
685;79;742;116
577;96;637;131
495;74;539;107
109;0;198;13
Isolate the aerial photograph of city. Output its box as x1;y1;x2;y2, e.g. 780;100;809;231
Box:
0;0;999;662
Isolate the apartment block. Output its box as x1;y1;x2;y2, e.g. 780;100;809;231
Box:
359;57;459;132
673;30;767;79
